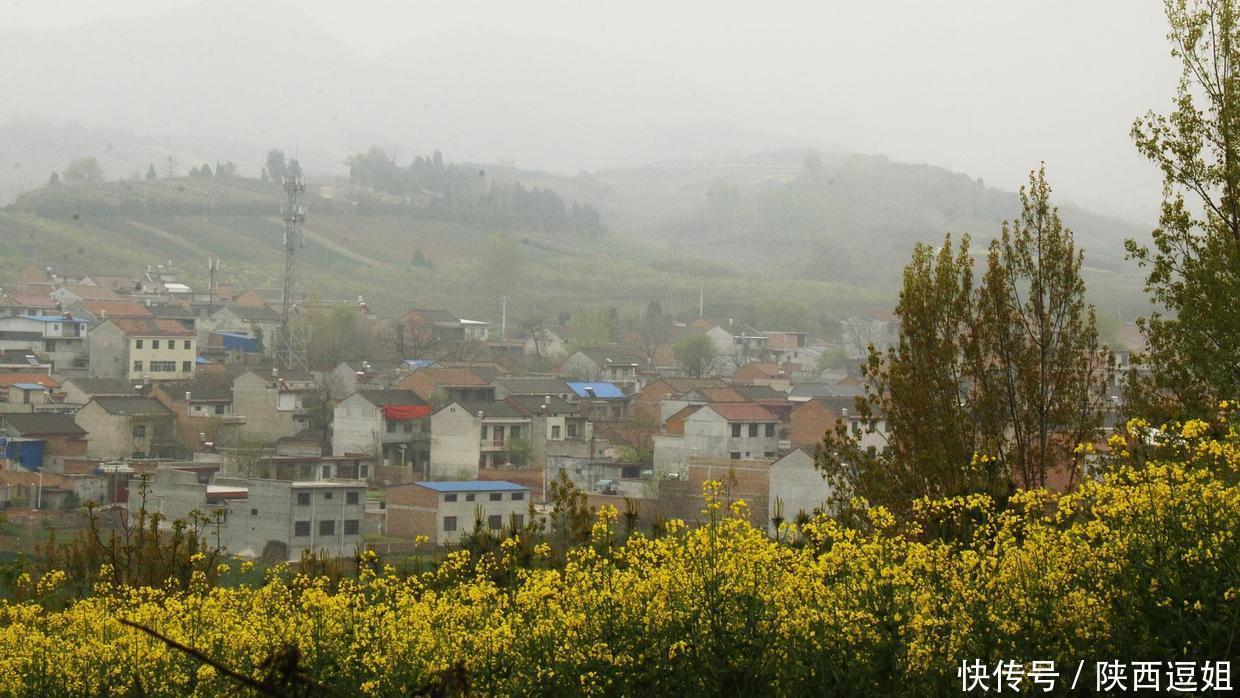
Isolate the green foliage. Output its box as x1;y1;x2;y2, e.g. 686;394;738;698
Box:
567;307;612;351
673;333;718;378
265;149;286;182
821;169;1109;512
62;157;104;184
1125;0;1240;422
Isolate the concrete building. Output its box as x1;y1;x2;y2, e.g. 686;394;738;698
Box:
0;373;59;414
0;314;88;371
75;396;177;460
59;377;142;410
559;348;644;394
200;305;281;356
386;480;529;545
396;367;494;403
428;401;532;480
142;467;366;561
88;318;197;381
230;369;318;442
767;448;833;535
332;390;431;470
684;403;781;461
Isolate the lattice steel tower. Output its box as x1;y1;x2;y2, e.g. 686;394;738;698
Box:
276;159;309;370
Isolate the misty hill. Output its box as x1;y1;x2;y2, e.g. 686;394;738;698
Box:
592;150;1149;319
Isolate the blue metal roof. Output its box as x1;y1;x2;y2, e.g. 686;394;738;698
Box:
566;381;626;399
19;315;85;323
212;331;253;339
11;383;50;390
415;480;529;493
403;359;435;369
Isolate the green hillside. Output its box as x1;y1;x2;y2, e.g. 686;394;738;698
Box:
0;177;881;331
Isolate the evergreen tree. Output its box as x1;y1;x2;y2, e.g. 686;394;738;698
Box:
48;172;61;187
145;163;157;180
266;149;287;182
199;163;212;178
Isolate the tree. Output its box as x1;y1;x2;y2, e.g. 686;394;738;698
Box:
974;167;1109;490
266;149;287;182
145;163;157;180
198;163;213;178
818;169;1108;512
62;157;104;184
1125;0;1240;421
567;308;612;351
48;172;61;187
673;333;718;378
819;234;1003;512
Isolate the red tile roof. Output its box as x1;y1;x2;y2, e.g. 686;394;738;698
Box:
705;403;778;422
110;318;195;337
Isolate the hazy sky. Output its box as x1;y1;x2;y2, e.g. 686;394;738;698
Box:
1;0;1179;223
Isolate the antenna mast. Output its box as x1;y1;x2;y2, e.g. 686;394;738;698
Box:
276;160;308;370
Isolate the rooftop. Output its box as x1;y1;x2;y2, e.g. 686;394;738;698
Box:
91;396;174;417
1;413;87;437
413;480;529;493
0;373;60;389
109;317;195;337
703;403;779;422
566;381;627;399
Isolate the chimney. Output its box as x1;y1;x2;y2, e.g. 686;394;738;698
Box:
185;391;192;402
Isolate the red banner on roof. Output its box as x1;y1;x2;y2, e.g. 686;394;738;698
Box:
382;404;432;421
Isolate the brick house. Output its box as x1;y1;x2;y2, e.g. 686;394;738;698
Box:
386;480;530;545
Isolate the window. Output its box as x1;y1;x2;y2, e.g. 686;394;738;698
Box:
386;421;396;433
765;423;775;437
510;425;521;439
344;519;359;535
764;452;777;459
132;425;147;439
346;491;360;505
465;493;475;502
135;339;143;349
511;492;524;501
297;492;311;506
730;451;741;460
250;508;258;516
749;423;759;438
323;491;334;500
551;425;561;439
152;340;160;350
214;404;225;415
487;514;503;530
150;361;175;372
321;465;331;479
567;423;578;438
444;493;458;503
403;421;413;433
182;361;191;373
512;514;525;527
294;521;311;537
443;516;457;532
489;492;502;501
183;340;191;349
731;423;742;438
480;426;488;440
360;464;369;478
319;520;335;535
133;360;143;372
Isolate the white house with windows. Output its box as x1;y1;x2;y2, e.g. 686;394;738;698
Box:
0;314;88;371
88;318;197;381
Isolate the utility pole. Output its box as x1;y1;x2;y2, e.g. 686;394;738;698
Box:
207;258;219;315
699;289;704;318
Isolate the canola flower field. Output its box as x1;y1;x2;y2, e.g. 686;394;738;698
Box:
0;415;1236;697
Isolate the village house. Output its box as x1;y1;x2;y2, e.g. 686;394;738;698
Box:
428;401;532;479
0;313;88;371
230;369;319;441
49;284;121;308
88;318;197;381
559;348;644;394
399;308;466;347
67;300;154;326
386;480;529;545
0;349;52;374
492;375;575;401
566;381;631;420
684;403;781;462
0;373;60;414
731;362;798;393
75;396;177;460
201;305;282;355
77;274;143;295
328;360;406;399
59;377;142;410
0;413;88;473
522;327;568;360
331;390;431;470
0;291;58;319
396;367;494;404
767;448;833;535
149;381;243;450
143;467;366;562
